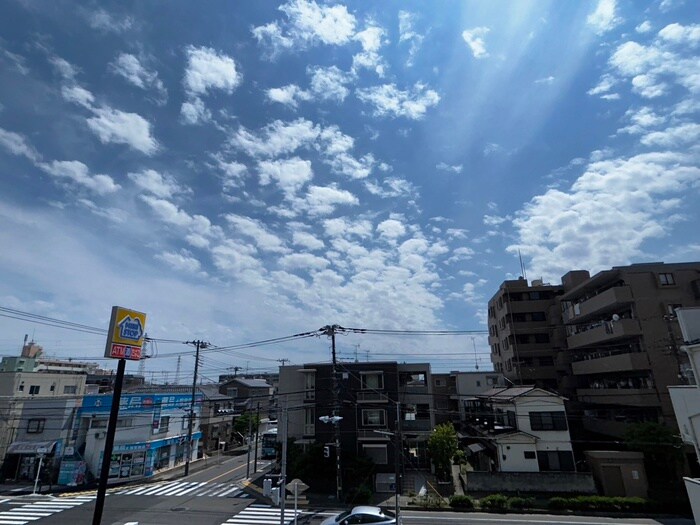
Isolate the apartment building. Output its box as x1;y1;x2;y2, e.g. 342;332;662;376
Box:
432;371;506;426
489;262;700;438
278;361;435;492
488;277;569;390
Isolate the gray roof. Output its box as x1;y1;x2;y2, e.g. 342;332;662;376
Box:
226;377;271;389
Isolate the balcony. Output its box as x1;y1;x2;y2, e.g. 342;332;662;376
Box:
402;419;432;432
563;286;633;324
356;391;389;403
572;352;650;376
576;388;660;407
566;318;642;349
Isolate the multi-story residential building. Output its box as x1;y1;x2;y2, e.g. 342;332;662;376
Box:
489;262;700;439
278;361;435;492
432;371;506;426
561;262;700;436
464;386;575;473
0;370;87;481
488;278;568;390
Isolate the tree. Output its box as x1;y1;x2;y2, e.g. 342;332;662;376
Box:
623;421;683;481
428;422;458;481
234;412;261;436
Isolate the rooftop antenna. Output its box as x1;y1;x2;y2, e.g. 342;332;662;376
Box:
472;337;480;370
518;249;528;281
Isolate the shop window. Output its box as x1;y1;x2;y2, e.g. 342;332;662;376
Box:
362;409;386;426
27;418;45;434
658;273;675;286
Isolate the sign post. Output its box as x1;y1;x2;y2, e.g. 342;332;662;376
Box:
92;306;147;525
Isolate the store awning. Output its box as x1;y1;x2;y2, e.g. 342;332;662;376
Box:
7;440;57;455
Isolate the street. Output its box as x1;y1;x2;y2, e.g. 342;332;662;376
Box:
0;452;694;525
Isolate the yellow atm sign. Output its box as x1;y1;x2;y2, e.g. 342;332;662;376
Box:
104;306;147;360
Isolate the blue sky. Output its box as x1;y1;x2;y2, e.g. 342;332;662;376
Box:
0;0;698;379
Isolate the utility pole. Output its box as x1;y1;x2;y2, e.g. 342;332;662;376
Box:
184;340;208;476
246;412;253;478
394;401;401;524
279;396;288;525
320;324;343;501
253;402;260;473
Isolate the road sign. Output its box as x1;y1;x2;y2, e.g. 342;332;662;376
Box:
286;479;309;493
104;306;147;361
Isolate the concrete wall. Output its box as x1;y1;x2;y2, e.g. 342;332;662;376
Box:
464;471;596;494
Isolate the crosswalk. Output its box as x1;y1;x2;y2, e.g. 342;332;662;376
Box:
0;496;94;525
222;504;304;525
112;479;250;498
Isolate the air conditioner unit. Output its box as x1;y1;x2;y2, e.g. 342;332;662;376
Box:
95;432;106;439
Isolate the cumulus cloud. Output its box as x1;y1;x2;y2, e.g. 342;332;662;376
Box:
295;184;359;216
87;107;159;155
356;82;440;119
352;25;386;76
292;231;325;250
180;97;212;125
510;152;700;281
225;214;289;253
266;84;312;109
231;118;319;158
377;219;406;241
258;157;314;197
110;53;167;103
61;85;95;109
399;11;424;67
462;27;490;59
308;66;353;102
252;0;356;57
139;195;221;248
365;177;417;198
127;169;187;198
156;250;202;273
587;0;622;34
278;252;330;271
183;46;241;96
39;160;120;195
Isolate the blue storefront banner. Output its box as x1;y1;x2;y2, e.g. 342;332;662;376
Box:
81;393;202;414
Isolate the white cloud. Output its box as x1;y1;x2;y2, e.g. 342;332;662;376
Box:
631;74;667;98
85;8;133;33
61;85;95;109
258;157;314;197
308;66;352;102
127;169;186;198
231;118;319;158
535;76;555;85
587;0;622;34
48;56;77;80
156;250;202;273
356;82;440;119
110;53;167;103
180;97;212;125
0;128;40;162
658;23;700;46
398;11;424;67
352;26;386;76
217;160;248;191
292;231;325;250
609;41;663;77
510;152;700;281
323;217;373;239
297;184;359;216
139;195;195;227
483;215;510;226
587;74;617;97
3;49;29;75
278;252;329;271
618;107;666;134
436;162;463;174
267;84;312;108
364;177;416;198
39;160;120;195
225;214;289;253
377;219;406;241
640;123;700;147
87;107;158;155
253;0;356;57
211;239;263;276
446;247;475;264
139;196;222;249
183;46;241;97
462;27;490;59
636;21;652;33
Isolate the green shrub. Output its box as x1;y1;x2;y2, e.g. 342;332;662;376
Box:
548;497;569;510
480;494;509;511
508;496;535;509
449;495;475;509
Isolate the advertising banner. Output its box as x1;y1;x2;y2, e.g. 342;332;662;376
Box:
104;306;147;360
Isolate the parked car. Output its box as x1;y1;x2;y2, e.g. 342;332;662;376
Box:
321;506;396;525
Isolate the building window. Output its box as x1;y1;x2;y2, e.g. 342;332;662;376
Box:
416;404;430;420
361;372;384;390
534;333;550;344
434;378;445;387
18;382;24;392
400;372;426;387
226;387;238;398
304;373;315;399
362;409;386;426
537;450;575;471
529;411;568;431
27;418;45;434
156;416;170;434
50;383;56;392
658;273;675;286
524;450;536;459
304;408;315;435
362;444;388;465
531;312;546;322
92;419;108;429
29;385;40;395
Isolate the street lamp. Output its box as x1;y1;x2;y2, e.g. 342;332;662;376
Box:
319;415;343;500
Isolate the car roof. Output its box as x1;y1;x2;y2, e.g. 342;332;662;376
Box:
351;506;384;515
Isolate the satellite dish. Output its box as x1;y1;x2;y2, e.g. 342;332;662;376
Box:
612;314;620;322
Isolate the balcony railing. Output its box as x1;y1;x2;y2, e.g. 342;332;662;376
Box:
566;318;642;349
563;286;633;324
572;351;650;376
356;391;389;403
